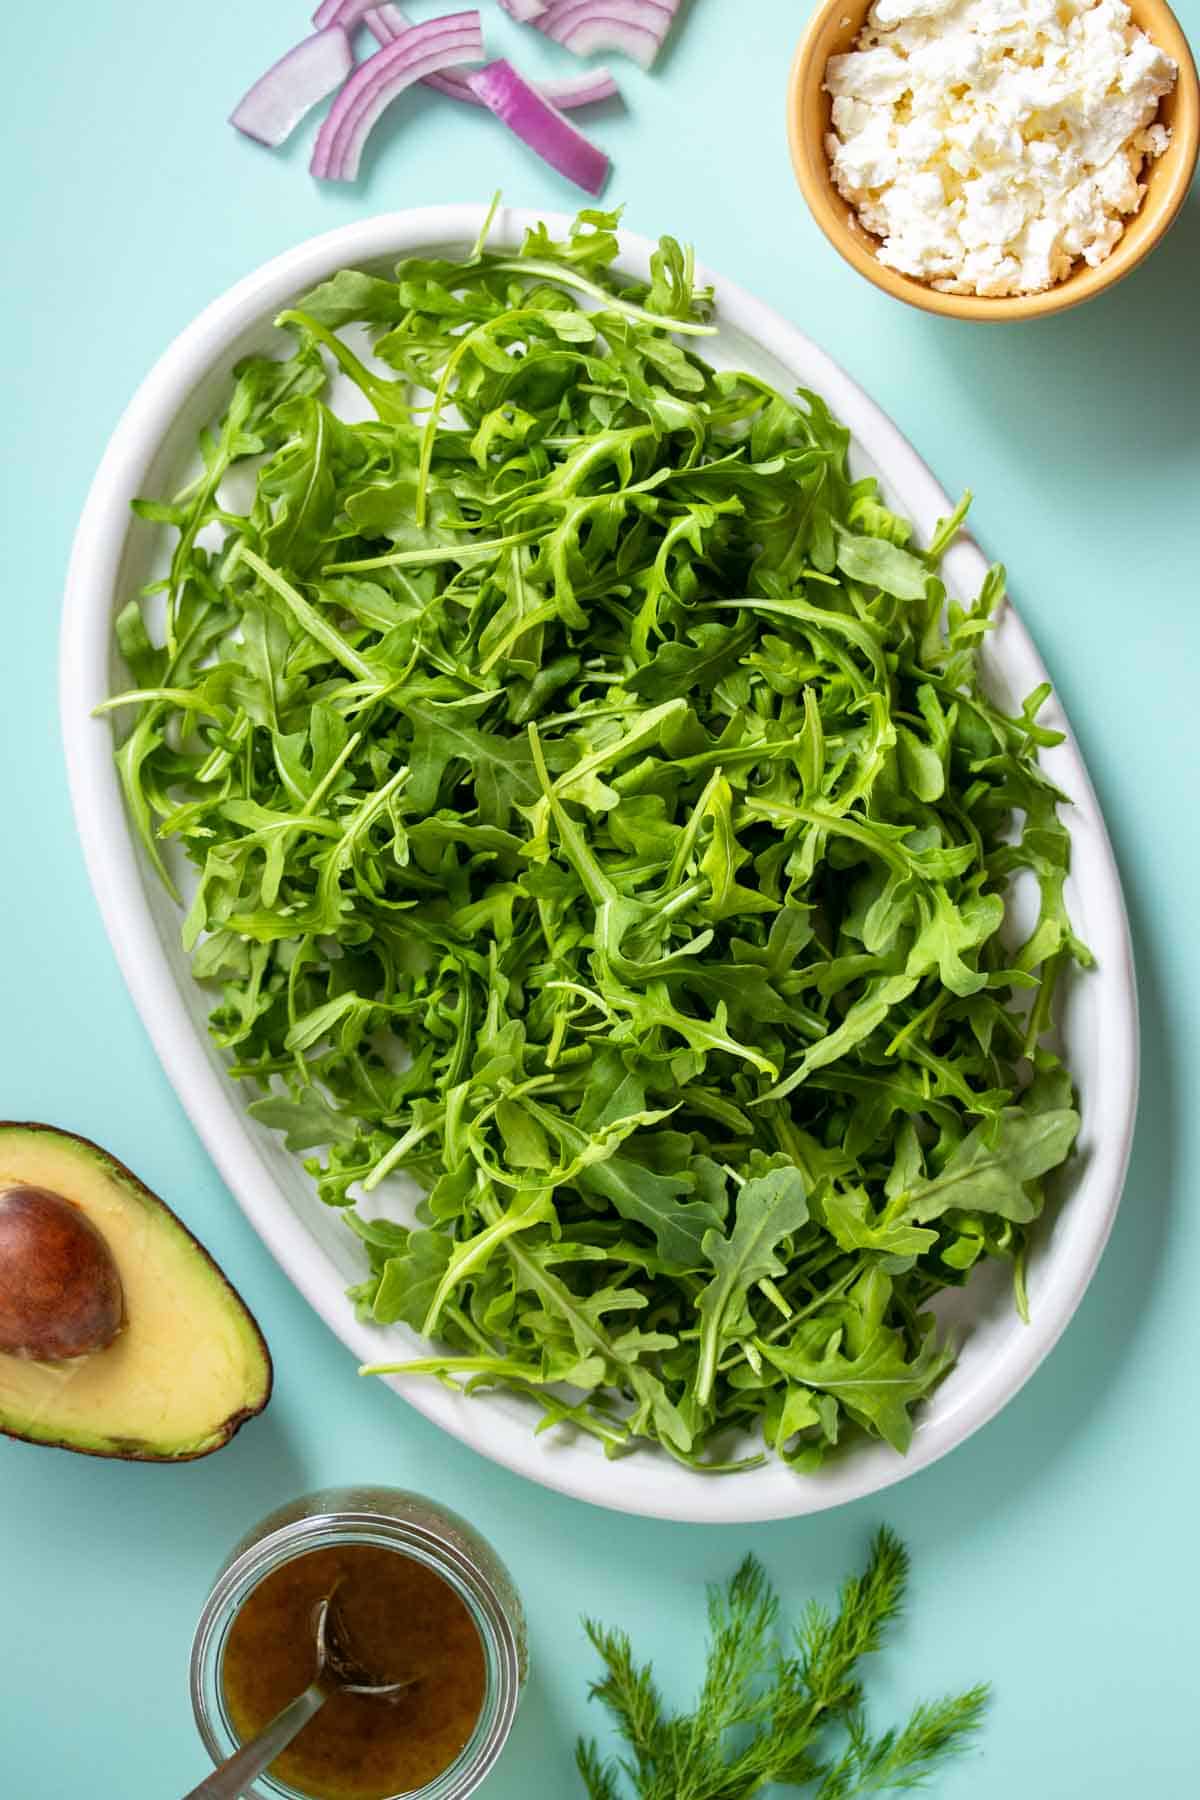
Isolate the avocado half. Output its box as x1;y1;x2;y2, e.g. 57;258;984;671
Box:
0;1123;272;1461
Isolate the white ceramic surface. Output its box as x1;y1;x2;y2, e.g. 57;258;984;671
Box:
60;206;1138;1523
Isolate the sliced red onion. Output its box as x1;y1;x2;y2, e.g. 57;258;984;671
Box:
420;67;482;102
311;12;485;181
230;28;353;148
499;0;549;19
468;59;609;195
536;0;679;70
502;64;619;108
367;3;475;99
367;5;618;108
366;3;414;37
311;0;378;28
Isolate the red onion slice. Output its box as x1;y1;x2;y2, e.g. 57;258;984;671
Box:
367;5;619;108
468;58;609;194
419;68;482;103
368;5;490;105
536;0;679;70
230;27;353;148
496;64;619;109
499;0;550;19
311;12;485;181
311;0;378;28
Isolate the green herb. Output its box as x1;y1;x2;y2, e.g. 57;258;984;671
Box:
109;204;1087;1472
577;1529;989;1798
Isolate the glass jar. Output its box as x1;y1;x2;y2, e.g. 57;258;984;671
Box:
190;1486;527;1800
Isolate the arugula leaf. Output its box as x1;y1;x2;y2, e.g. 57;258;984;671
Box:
835;529;931;600
693;1162;810;1409
109;205;1088;1473
247;1086;360;1151
764;1317;953;1454
899;1103;1080;1225
579;1156;724;1271
820;1189;937;1259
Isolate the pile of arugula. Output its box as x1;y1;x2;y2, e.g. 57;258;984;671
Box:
112;205;1086;1473
577;1530;988;1798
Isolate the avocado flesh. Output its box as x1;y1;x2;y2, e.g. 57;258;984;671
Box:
0;1124;271;1460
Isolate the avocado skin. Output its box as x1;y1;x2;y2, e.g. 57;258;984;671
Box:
0;1122;273;1462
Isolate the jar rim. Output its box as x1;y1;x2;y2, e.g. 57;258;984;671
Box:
190;1509;523;1800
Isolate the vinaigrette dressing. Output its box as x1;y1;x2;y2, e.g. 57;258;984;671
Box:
221;1543;486;1800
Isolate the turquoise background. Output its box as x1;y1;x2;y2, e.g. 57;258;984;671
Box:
3;1;1198;1792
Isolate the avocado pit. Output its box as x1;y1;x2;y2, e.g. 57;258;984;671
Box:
0;1184;125;1361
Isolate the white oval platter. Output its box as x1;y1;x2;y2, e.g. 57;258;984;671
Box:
61;205;1138;1522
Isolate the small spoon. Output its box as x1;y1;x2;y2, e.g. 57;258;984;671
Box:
183;1591;414;1800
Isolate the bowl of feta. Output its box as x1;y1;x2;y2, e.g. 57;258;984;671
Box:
788;0;1198;318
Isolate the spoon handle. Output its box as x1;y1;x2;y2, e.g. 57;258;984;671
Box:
181;1681;328;1800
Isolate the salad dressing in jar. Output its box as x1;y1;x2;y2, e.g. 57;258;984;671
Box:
190;1488;525;1800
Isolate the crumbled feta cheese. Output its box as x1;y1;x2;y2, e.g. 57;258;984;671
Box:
823;0;1177;296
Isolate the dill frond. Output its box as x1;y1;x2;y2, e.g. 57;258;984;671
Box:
575;1532;989;1800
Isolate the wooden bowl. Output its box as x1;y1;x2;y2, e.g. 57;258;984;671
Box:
787;0;1200;320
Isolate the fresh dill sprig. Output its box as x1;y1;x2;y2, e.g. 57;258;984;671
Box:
576;1529;988;1800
